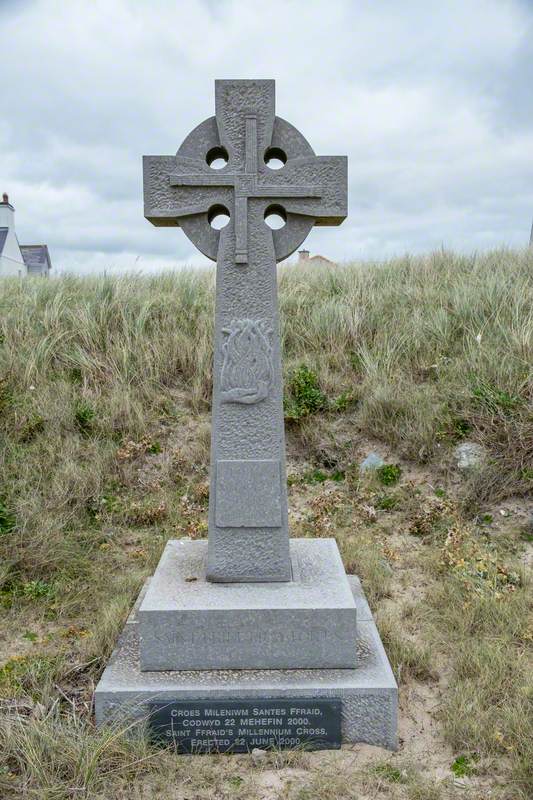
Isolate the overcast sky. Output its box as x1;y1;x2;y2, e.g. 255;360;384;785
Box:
2;0;533;274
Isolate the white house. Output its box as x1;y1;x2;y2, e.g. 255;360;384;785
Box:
0;194;52;277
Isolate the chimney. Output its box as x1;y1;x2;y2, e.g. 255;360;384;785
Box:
298;249;310;262
0;192;15;228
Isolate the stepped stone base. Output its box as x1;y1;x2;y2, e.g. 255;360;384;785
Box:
138;539;358;671
94;572;398;750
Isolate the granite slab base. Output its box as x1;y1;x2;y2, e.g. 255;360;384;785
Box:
138;539;358;671
94;575;397;750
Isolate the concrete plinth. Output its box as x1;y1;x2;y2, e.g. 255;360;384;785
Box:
94;574;398;750
138;539;358;671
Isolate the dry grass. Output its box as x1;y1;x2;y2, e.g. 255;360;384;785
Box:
0;249;532;799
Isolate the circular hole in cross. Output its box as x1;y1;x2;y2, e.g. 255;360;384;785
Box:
206;146;229;170
264;204;287;230
264;146;287;170
208;204;230;230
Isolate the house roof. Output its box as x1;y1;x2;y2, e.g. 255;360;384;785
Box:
0;228;8;255
308;254;334;265
20;245;52;272
297;250;335;266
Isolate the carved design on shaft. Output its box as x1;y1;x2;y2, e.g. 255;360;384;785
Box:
220;319;274;405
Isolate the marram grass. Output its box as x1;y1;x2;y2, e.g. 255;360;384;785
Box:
1;247;531;494
0;248;531;799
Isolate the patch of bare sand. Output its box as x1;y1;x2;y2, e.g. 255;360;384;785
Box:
0;619;59;666
254;767;310;800
397;681;454;779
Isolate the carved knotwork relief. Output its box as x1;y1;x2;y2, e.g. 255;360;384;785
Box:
220;319;274;404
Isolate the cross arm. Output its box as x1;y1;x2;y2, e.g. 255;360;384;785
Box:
143;155;232;227
256;155;347;225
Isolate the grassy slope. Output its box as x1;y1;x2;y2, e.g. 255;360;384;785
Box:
0;250;531;799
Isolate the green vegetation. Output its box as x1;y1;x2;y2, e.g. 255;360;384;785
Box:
0;250;531;799
373;763;407;783
375;493;399;511
450;754;477;778
376;463;402;486
74;400;96;435
0;499;15;535
284;364;327;420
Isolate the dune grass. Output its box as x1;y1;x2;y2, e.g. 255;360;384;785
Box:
0;249;531;799
2;247;530;516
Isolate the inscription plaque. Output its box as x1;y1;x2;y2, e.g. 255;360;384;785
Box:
150;697;342;753
215;459;282;528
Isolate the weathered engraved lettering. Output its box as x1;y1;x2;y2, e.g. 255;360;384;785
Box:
149;624;341;647
220;319;273;405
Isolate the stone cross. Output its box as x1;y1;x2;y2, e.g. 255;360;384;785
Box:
144;80;347;582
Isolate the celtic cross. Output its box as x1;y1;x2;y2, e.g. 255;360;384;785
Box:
144;79;347;582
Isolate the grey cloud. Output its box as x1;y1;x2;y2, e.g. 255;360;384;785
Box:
1;0;532;273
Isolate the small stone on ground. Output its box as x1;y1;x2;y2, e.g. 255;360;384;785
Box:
251;748;268;764
453;442;486;470
360;452;385;472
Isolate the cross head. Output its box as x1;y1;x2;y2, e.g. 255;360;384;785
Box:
143;79;347;265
